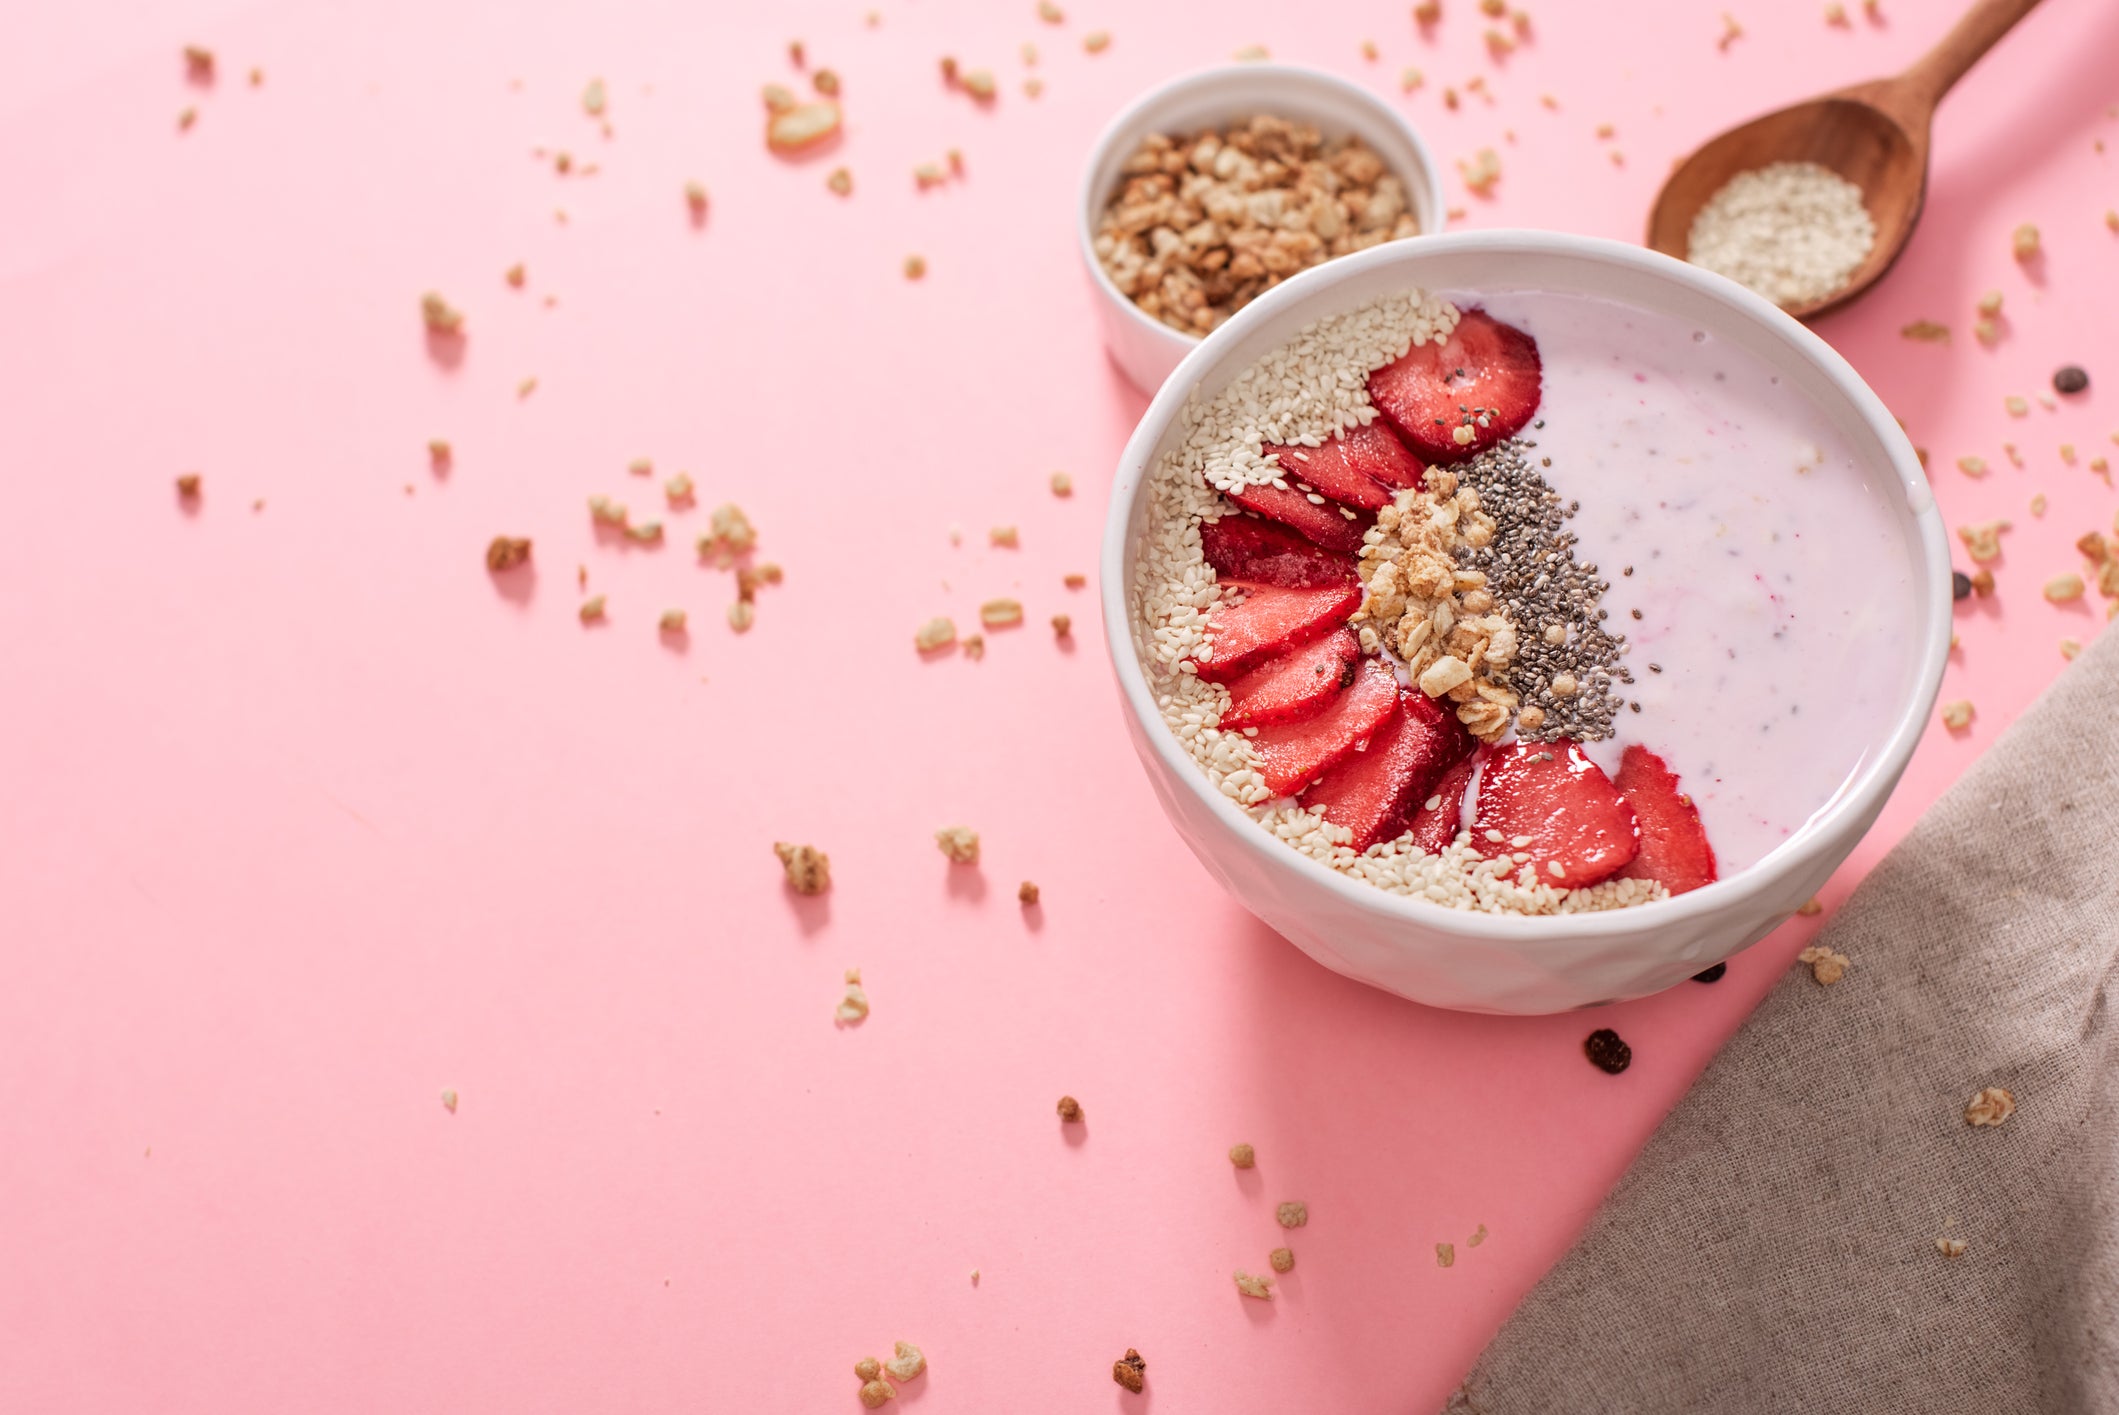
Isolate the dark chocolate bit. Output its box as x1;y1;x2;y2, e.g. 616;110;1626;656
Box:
1692;962;1728;984
1583;1027;1632;1074
2054;365;2089;395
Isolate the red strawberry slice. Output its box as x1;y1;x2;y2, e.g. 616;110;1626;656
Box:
1470;739;1639;887
1260;422;1427;511
1406;751;1481;854
1222;628;1360;729
1368;308;1543;464
1610;745;1719;895
1252;658;1399;796
1302;689;1477;851
1200;516;1358;590
1194;582;1362;684
1222;481;1374;558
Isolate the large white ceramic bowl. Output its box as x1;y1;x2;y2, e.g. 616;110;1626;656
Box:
1099;231;1952;1015
1078;64;1448;397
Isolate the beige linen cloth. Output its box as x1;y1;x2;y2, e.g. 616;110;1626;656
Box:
1450;629;2119;1414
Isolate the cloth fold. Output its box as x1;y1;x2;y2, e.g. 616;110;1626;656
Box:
1451;631;2119;1414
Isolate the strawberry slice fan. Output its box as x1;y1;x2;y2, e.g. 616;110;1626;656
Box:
1188;307;1717;896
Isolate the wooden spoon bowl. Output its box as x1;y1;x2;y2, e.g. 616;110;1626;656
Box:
1646;0;2042;322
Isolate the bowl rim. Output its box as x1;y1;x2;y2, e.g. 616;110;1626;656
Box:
1097;228;1953;942
1074;61;1450;360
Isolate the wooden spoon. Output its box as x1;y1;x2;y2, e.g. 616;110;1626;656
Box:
1646;0;2043;321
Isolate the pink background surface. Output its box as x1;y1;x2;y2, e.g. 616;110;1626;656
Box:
3;1;2114;1410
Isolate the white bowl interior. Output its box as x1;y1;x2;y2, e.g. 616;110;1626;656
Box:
1101;232;1951;1009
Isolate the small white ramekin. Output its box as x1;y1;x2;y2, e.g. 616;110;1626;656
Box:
1077;64;1448;398
1099;231;1952;1015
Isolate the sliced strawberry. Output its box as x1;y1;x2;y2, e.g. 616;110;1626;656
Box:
1199;516;1357;590
1222;481;1374;558
1611;745;1719;895
1260;422;1427;511
1406;751;1480;854
1194;582;1361;684
1252;658;1399;796
1222;628;1360;729
1368;308;1543;464
1302;689;1477;851
1470;739;1639;887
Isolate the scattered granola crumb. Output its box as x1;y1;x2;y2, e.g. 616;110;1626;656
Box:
1937;1236;1968;1258
1977;289;2005;317
704;503;757;559
1797;944;1850;984
903;254;927;280
1796;896;1824;917
624;520;664;544
1900;320;1949;343
1436;1241;1456;1267
813;68;841;97
1083;30;1111;53
854;1357;882;1382
177;106;197;131
1233;1270;1273;1299
1468;1223;1488;1247
1056;1094;1083;1122
1112;1348;1146;1393
1232;44;1269;61
1976;318;2002;346
505;263;526;289
827;166;852;195
1276;1201;1308;1228
1415;0;1441;24
2045;573;2084;602
578;594;606;622
981;598;1024;628
1269;1246;1295;1273
427;439;452;468
1940;698;1974;731
2061;637;2083;660
2005;395;2029;417
969;1268;979;1284
441;1088;458;1113
581;77;606;115
1018;880;1040;905
420;292;465;334
858;1380;895;1409
1459;146;1502;195
2062;442;2079;465
665;472;694;504
486;535;532;572
885;1341;925;1382
990;525;1020;547
936;826;981;864
685;181;709;217
1971;568;1994;597
516;376;538;399
1064;573;1087;590
1958;520;2009;562
728;600;756;632
1229;1142;1255;1168
836;971;869;1024
1964;1085;2016;1126
1824;1;1848;23
767;100;841;153
1716;11;1743;49
1051;614;1072;638
2012;223;2041;260
176;473;202;498
962;633;985;660
659;608;688;633
914;617;957;652
775;841;831;894
1050;471;1073;497
1039;0;1064;19
1401;67;1425;93
1956;456;1988;478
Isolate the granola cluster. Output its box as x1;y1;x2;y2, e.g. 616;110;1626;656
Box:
1352;470;1519;741
1092;116;1420;336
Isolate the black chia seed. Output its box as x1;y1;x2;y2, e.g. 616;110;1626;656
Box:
1451;436;1628;742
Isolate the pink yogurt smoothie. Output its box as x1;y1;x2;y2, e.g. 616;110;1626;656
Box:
1461;289;1920;876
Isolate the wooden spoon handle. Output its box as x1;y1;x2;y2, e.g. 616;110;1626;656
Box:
1899;0;2044;110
